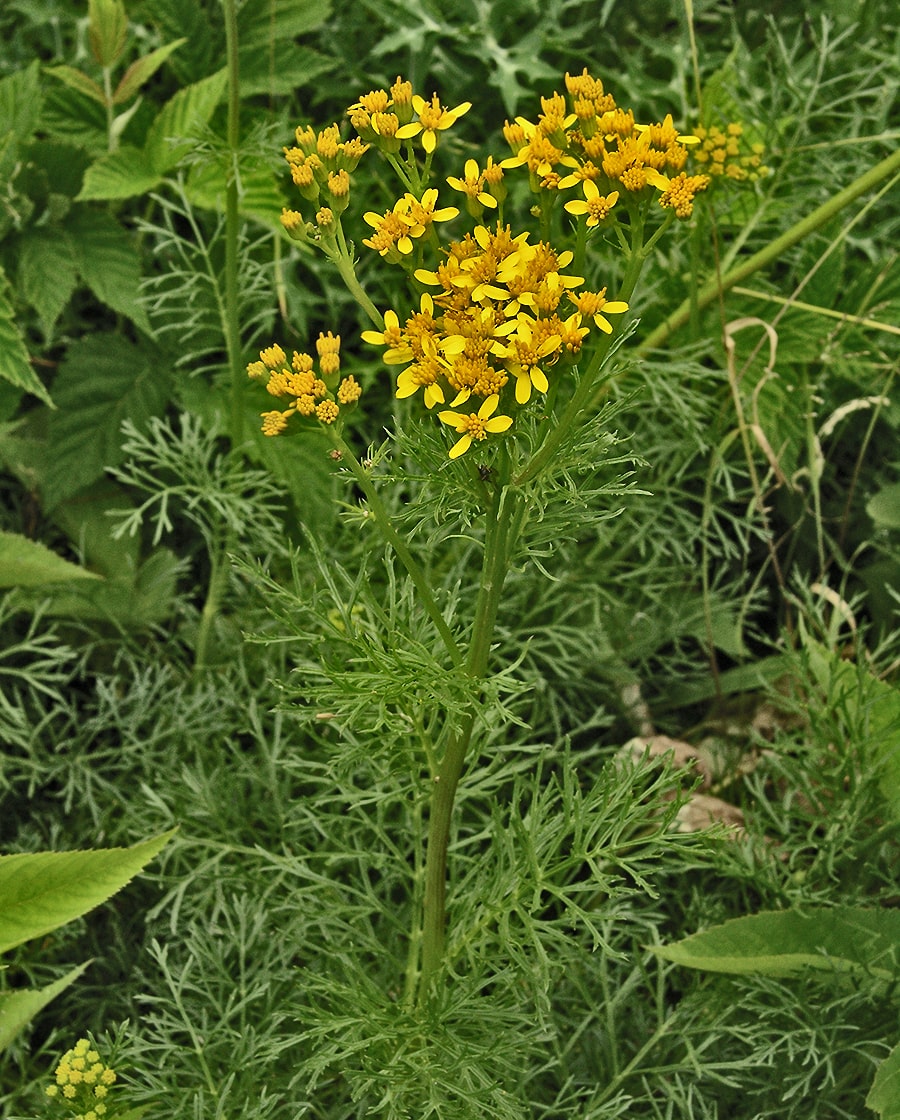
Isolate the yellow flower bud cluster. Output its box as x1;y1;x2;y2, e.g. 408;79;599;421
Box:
248;333;362;436
690;121;768;182
280;123;369;238
44;1038;116;1119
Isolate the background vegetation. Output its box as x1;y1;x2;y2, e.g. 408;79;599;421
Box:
0;0;897;1117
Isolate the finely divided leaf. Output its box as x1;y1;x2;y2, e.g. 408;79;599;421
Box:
0;830;175;955
654;907;900;980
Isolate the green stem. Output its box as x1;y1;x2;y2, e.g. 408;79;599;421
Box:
635;146;900;357
417;476;519;1001
222;0;243;446
194;536;229;674
328;430;465;670
329;224;383;328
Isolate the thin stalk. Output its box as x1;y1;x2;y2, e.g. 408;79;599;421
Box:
417;478;519;1001
222;0;243;445
635;147;900;357
327;430;465;670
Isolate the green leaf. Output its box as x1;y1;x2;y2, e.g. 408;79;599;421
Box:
0;61;43;143
145;69;227;174
40;333;170;510
0;530;102;588
237;42;333;99
44;64;107;106
112;37;186;104
185;158;287;227
67;208;152;332
653;907;900;981
0;961;91;1052
868;1041;900;1120
88;0;128;68
17;226;79;337
0;266;52;406
0;830;176;955
43;547;180;627
76;144;161;202
868;482;900;530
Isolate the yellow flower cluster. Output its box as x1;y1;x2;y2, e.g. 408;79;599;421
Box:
362;222;627;457
500;68;711;218
247;333;362;436
362;188;459;260
348;77;471;155
44;1038;116;1119
690;121;768;182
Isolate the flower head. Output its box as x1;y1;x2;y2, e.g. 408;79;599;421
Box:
396;93;471;153
438;395;513;458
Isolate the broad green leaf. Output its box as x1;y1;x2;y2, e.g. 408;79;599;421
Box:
0;530;102;588
0;830;175;955
654;907;900;981
45;64;106;106
0;61;43;141
0;962;91;1051
17;226;79;337
88;0;128;68
868;1041;900;1120
186;158;287;228
77;144;161;202
43;547;180;627
40;332;170;510
868;483;900;530
50;479;140;580
67;208;152;332
112;38;186;104
0;266;52;406
237;42;334;99
145;69;227;174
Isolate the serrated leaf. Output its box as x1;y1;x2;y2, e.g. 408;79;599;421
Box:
113;37;186;104
17;226;78;337
45;64;107;106
237;42;334;99
0;61;43;141
67;208;152;331
653;907;900;980
43;547;180;626
0;961;91;1051
0;266;52;406
237;0;331;49
145;69;227;174
76;144;161;201
0;830;175;955
88;0;128;68
0;530;102;588
868;1042;900;1120
40;333;170;510
185;158;287;227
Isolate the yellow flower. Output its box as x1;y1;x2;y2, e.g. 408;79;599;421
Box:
396;93;471;153
361;309;414;364
316;400;339;424
568;289;629;334
438;394;513;459
493;315;560;404
446;158;500;213
563;181;619;227
645;168;710;217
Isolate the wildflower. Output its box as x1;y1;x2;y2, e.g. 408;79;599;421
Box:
316;331;341;376
259;344;286;369
261;410;289;436
564;180;619;226
396;93;472;153
568;289;629;333
645;168;710;217
47;1040;117;1114
493;314;560;404
447;158;500;215
438;394;513;458
361;308;414;364
362;198;416;257
316;400;339;424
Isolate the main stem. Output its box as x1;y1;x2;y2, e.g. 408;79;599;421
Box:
417;478;518;1002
